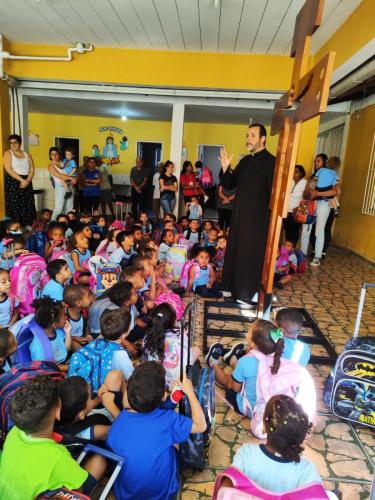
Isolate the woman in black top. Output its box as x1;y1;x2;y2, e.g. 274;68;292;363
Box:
159;160;178;214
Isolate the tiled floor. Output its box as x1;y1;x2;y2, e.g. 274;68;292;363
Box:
181;248;375;500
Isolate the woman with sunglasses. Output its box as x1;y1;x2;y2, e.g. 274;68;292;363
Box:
3;134;36;228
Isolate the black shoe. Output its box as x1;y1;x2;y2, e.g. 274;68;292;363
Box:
223;343;245;366
205;342;224;367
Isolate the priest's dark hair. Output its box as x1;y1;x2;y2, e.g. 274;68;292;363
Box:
249;123;267;141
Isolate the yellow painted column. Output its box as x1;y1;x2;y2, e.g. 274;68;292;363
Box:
0;79;10;218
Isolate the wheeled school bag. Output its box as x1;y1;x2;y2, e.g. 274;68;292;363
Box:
179;301;216;470
212;466;329;500
26;231;47;257
0;361;63;448
323;282;375;429
87;256;121;296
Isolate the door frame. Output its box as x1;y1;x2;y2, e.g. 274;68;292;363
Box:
54;136;81;161
136;140;163;159
197;143;224;162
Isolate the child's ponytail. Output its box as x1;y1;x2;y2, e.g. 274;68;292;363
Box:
143;303;176;361
251;320;285;375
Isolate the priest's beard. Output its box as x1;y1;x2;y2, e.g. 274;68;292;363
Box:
246;140;263;154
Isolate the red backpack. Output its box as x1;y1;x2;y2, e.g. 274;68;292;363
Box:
201;166;214;188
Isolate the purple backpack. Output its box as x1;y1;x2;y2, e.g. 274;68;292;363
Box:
213;466;329;500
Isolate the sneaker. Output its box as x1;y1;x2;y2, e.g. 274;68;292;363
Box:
222;291;232;298
334;209;340;217
204;195;209;203
205;342;224;367
223;342;245;366
310;257;321;267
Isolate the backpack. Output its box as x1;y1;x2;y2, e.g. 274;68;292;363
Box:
68;338;124;393
184;228;202;243
25;231;47;257
0;361;63;448
294;199;317;224
86;256;121;296
180;260;211;289
242;351;316;439
323;336;375;429
154;291;184;321
293;249;306;273
50;249;71;263
12;317;55;365
165;244;188;281
212;466;329;500
276;247;289;271
201;166;214;188
10;253;49;317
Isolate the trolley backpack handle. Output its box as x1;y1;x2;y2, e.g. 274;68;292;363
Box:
353;282;375;338
179;301;194;381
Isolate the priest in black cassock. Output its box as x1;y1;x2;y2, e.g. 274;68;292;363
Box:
219;123;275;301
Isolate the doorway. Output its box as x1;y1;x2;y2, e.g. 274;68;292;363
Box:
55;137;80;164
137;141;163;211
198;144;223;212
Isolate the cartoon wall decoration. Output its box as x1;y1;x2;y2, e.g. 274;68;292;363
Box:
92;144;101;157
120;136;128;151
98;126;128;165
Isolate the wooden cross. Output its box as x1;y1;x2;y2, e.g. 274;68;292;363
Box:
259;0;335;313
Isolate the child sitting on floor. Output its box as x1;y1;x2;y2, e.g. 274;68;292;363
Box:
142;303;200;389
229;395;325;494
274;241;296;289
186;247;222;298
183;219;201;245
0;328;17;373
0;268;19;328
0;376;105;499
205;227;219;248
158;229;175;262
139;211;153;238
130;225;143;252
44;223;67;261
107;361;206;500
186;196;203;222
95;228;120;259
69;230;91;285
276;307;310;367
109;230;135;269
42;259;72;302
63;284;94;351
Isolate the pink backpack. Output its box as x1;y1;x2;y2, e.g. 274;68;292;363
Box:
50;250;71;263
241;351;316;439
165;244;188;281
213;467;329;500
154;291;184;321
180;260;211;289
10;254;49;317
201;165;214;187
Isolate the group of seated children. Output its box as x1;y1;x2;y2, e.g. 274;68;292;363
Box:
0;206;331;499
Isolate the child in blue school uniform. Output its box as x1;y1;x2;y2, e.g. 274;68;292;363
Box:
63;284;94;351
0;268;18;329
186;247;222;298
69;230;91;285
106;361;207;500
42;259;72;302
276;307;310;367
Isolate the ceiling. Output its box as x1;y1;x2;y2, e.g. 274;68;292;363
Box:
0;0;361;55
27;95;344;125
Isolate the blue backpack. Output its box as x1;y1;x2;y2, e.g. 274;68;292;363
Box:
26;232;47;257
68;339;124;393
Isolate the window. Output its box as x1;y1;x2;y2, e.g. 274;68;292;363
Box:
362;131;375;216
316;125;344;158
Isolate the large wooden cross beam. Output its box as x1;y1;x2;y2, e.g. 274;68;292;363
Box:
259;0;335;312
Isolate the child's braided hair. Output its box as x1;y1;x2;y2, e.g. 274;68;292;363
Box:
264;395;312;463
251;319;285;374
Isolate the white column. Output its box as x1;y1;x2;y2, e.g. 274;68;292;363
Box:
169;101;185;216
11;90;29;151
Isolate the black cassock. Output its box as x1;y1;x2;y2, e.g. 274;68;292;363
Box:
222;148;275;301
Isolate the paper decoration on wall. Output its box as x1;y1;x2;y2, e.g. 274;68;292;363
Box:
28;132;39;146
120;136;128;151
102;136;120;165
99;126;123;134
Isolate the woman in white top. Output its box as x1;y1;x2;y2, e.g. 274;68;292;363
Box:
47;147;76;220
283;165;307;245
3;134;36;227
152;161;163;222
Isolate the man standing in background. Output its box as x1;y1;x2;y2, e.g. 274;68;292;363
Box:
130;156;148;219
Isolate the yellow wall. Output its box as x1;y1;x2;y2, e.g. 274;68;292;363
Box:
28;112;317;173
333;104;375;262
316;0;375;70
6;43;294;91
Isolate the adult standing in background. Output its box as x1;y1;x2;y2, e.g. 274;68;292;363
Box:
159;160;178;214
219;124;275;302
152;161;163;222
77;157;102;213
130;156;148;219
97;158;114;217
217;167;236;232
48;147;76;220
180;161;203;203
3;134;36;228
282;165;307;245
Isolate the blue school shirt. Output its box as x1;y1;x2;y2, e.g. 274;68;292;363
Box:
109;247;132;267
42;280;64;302
315;168;338;189
82;169;101;197
29;327;67;364
233;444;322;493
158;242;172;262
68;248;91;273
183;229;200;244
283;337;310;367
193;266;210;290
68;312;84;337
89;297;119;335
232;354;259;415
63;158;77;176
107;408;192;500
0;297;19;328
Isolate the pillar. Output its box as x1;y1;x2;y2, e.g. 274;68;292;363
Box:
169;102;185;216
0;79;10;218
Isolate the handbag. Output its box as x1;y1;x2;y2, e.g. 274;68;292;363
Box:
294;199;317;224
